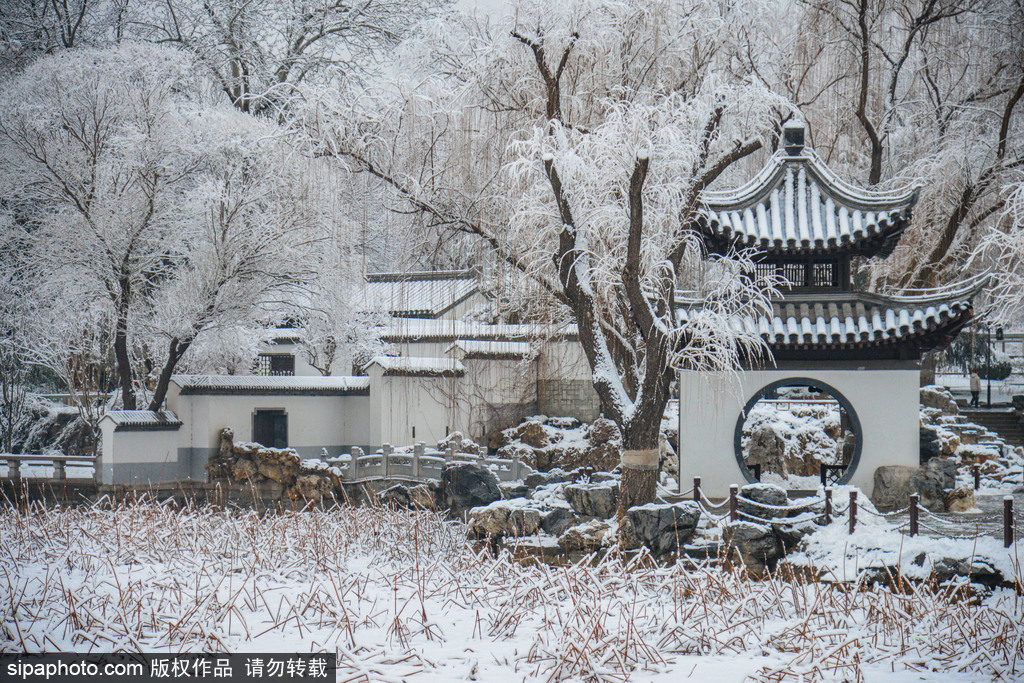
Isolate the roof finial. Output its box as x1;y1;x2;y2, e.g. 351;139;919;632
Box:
783;118;806;156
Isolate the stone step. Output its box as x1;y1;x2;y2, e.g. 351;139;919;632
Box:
960;410;1024;447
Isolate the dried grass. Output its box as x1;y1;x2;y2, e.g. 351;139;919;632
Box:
1;499;1021;682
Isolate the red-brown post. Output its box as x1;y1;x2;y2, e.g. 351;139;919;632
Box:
824;487;833;525
909;493;919;537
693;477;701;504
1005;496;1014;548
973;465;981;491
849;490;858;534
729;484;738;523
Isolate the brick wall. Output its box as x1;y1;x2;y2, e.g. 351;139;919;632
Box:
537;379;601;423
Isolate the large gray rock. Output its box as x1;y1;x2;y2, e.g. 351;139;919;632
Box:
746;425;787;477
540;507;579;536
524;467;576;489
409;483;440;510
771;515;820;551
558;519;612;551
738;483;792;520
920;385;959;415
920;425;943;463
564;480;619;519
873;457;957;511
442;462;502;513
723;521;781;576
932;557;1004;588
625;502;701;555
467;501;541;539
378;484;412;508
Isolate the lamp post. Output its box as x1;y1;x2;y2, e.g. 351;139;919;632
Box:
979;322;1004;408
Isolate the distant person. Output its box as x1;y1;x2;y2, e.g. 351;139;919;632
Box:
970;369;981;407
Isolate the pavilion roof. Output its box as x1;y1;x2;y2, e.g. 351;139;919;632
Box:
675;275;987;360
697;128;919;258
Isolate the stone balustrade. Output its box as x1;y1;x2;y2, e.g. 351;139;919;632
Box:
2;454;98;481
326;442;531;484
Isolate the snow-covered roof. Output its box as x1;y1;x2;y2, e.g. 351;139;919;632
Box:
363;356;466;376
172;375;371;395
699;145;919;257
102;410;182;431
381;318;579;343
365;269;482;318
446;340;535;359
677;290;975;354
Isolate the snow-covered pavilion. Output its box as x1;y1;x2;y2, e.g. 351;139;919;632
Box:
677;120;985;497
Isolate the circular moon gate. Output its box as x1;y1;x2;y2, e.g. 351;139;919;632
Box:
733;377;863;487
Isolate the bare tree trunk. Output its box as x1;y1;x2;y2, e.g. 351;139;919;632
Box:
114;278;136;410
114;321;135;410
148;337;190;411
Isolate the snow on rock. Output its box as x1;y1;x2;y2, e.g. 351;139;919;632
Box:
557;518;614;551
789;488;1023;588
624;501;701;555
724;521;781;577
440;461;501;513
740;398;852;483
497;415;621;472
563;479;619;519
7;394;92;455
466;499;541;539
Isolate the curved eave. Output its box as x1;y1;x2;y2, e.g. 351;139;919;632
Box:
677;297;975;357
763;301;973;354
697;151;920;258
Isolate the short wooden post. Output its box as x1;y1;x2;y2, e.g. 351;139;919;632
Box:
8;457;20;480
849;490;858;534
972;464;981;491
52;457;66;481
350;447;363;480
819;464;827;488
693;477;701;504
909;493;919;537
824;487;833;525
729;484;738;523
413;442;424;478
1005;496;1014;548
382;443;392;480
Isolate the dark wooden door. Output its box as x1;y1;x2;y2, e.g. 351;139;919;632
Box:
253;410;287;449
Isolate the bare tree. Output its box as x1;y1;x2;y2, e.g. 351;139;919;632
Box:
144;122;330;409
133;0;446;115
296;0;785;507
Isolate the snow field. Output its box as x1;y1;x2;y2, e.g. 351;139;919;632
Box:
1;500;1022;682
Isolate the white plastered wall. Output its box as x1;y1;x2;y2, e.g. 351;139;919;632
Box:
677;362;920;498
366;367;462;447
167;383;371;460
98;420;183;484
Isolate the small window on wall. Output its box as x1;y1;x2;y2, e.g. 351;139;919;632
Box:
256;354;295;376
253;410;288;449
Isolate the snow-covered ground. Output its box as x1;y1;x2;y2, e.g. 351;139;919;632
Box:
935;373;1024;404
2;501;1021;681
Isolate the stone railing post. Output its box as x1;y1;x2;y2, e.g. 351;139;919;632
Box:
382;443;392;480
52;457;66;481
7;457;21;480
350;447;363;481
413;442;424;479
445;446;454;463
512;454;521;481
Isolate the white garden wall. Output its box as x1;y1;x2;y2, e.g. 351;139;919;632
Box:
677;362;920;498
